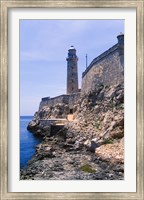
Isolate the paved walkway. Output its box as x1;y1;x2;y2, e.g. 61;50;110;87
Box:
40;115;74;126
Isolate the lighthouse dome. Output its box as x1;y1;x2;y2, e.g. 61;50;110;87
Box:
69;46;75;50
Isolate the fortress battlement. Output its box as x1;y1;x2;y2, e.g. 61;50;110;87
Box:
82;43;119;78
39;92;81;110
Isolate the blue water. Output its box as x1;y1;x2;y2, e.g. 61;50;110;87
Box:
20;116;42;169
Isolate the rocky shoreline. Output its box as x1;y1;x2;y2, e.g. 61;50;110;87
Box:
21;83;124;180
20;134;124;180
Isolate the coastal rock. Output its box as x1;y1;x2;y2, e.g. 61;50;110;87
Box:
20;137;124;180
22;83;124;180
95;138;124;164
84;139;100;152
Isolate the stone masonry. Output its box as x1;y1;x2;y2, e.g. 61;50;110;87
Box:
39;93;81;111
81;34;124;95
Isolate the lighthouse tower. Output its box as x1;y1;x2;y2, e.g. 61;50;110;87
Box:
66;46;79;94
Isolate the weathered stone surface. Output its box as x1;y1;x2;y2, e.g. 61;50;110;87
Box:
23;83;124;180
95;138;124;164
39;93;81;111
81;45;124;95
21;135;124;180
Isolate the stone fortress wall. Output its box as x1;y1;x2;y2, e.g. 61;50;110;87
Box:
81;43;124;95
38;34;124;111
39;92;81;110
39;95;69;110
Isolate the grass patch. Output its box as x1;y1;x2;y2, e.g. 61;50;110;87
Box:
103;138;113;144
80;164;96;173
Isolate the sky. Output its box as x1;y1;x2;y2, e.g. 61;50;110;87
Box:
20;19;124;116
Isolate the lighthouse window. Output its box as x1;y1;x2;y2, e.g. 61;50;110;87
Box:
72;87;73;91
72;79;73;83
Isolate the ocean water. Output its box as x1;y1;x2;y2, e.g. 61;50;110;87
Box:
20;116;42;169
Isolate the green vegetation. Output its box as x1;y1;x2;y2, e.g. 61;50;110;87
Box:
103;138;113;144
94;121;100;129
80;164;96;173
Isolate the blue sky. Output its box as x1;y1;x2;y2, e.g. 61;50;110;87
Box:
20;19;124;116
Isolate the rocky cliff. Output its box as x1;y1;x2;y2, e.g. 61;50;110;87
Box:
21;83;124;180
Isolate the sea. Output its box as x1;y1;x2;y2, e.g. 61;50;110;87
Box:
20;116;42;169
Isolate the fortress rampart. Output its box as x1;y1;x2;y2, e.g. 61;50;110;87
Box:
39;95;69;110
81;35;124;95
39;92;81;110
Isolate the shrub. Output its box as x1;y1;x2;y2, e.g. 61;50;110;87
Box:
103;138;113;144
80;164;96;173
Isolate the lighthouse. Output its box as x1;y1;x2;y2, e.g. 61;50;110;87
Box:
66;46;79;94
